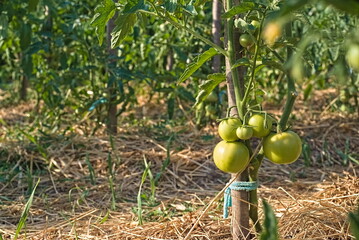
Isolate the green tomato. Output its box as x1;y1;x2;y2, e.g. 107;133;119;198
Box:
205;92;218;103
263;131;302;164
213;141;250;173
251;20;260;29
239;34;253;48
236;126;253;140
346;44;359;71
218;118;242;141
248;114;273;138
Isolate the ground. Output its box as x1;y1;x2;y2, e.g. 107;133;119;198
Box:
0;89;358;239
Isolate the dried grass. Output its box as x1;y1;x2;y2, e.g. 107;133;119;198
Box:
0;88;358;239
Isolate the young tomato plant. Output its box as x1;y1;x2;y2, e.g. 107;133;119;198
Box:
91;0;305;238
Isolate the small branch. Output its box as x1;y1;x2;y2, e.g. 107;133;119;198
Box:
145;3;228;57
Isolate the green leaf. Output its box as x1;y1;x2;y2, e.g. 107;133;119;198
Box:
184;0;198;15
91;0;116;46
167;95;175;119
324;0;359;16
14;179;40;240
20;22;32;51
178;48;218;84
274;0;309;18
111;13;137;48
232;58;250;69
22;54;33;77
123;0;146;14
194;74;225;106
164;0;178;13
28;0;40;12
303;83;312;101
262;60;284;72
348;208;359;239
260;200;279;240
222;2;256;19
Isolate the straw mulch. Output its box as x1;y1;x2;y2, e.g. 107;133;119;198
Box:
0;88;358;239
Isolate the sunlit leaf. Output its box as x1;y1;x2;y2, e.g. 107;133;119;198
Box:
178;48;218;84
222;2;256;19
194;74;225;106
91;0;116;46
111;13;137;48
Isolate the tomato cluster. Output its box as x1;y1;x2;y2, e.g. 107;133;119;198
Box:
213;114;302;173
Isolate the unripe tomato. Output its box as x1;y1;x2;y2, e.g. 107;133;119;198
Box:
239;34;253;48
205;92;218;103
263;131;302;164
218;118;242;141
236;126;253;140
251;20;260;29
346;44;359;71
213;141;250;173
263;22;281;46
248;114;273;138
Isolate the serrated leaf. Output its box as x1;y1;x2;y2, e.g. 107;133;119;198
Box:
222;2;256;19
91;0;116;46
195;76;225;106
260;200;279;240
111;13;136;48
178;48;218;84
123;0;146;14
29;0;40;12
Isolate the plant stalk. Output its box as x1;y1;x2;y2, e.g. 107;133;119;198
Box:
277;22;297;132
226;0;245;120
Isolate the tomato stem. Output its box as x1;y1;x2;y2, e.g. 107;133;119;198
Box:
278;22;297;132
241;15;265;112
225;0;245;120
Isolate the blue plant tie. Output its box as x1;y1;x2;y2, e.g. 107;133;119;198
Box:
223;181;259;218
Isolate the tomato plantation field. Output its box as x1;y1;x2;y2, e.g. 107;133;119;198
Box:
1;0;359;239
0;89;358;240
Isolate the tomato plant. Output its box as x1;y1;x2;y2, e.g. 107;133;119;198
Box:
213;141;249;173
263;131;302;164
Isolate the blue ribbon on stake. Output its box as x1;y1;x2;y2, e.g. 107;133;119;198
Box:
223;181;259;218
